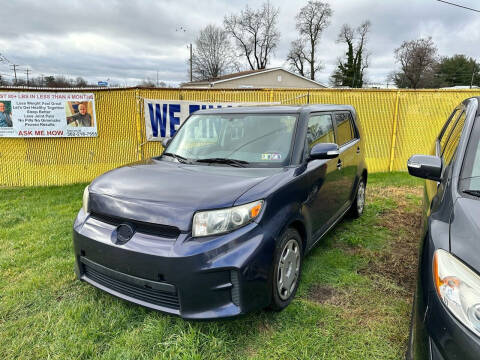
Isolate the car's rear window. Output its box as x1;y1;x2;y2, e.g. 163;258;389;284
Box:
335;112;356;146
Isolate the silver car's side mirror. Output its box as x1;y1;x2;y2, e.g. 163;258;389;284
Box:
407;155;442;182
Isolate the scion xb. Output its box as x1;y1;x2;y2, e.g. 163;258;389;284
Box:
73;105;367;319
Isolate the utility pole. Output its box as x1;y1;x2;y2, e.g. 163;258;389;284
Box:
156;70;159;87
470;63;476;89
25;68;31;86
189;43;193;82
189;43;194;82
10;64;20;85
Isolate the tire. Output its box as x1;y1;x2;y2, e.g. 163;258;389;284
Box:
349;178;366;218
269;228;303;311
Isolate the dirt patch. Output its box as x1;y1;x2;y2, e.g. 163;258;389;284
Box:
257;320;273;335
360;186;423;292
309;285;350;306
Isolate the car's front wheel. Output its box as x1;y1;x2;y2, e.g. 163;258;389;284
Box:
270;228;303;311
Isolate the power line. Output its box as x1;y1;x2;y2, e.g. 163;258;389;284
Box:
25;68;31;85
0;54;9;64
436;0;480;13
10;64;20;85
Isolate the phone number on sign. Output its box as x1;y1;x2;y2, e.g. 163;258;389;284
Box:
66;130;98;137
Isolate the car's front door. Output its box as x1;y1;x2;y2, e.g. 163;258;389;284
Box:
303;113;341;240
333;111;359;213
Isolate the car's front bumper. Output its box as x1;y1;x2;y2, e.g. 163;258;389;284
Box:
424;289;480;360
410;280;480;359
73;210;275;319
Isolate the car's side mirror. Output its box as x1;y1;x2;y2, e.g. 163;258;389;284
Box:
407;155;442;181
162;138;171;148
309;143;340;161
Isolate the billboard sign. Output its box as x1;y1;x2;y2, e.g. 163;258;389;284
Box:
144;99;265;141
0;92;97;138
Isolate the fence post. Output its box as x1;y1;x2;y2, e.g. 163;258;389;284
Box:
135;88;144;161
389;90;401;172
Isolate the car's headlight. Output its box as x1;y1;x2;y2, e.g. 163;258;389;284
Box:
192;200;264;237
434;249;480;336
82;186;90;214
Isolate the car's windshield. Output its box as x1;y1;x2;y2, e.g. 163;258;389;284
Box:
460;117;480;194
164;113;297;167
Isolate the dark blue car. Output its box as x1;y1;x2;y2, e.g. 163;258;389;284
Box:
73;105;367;319
407;97;480;359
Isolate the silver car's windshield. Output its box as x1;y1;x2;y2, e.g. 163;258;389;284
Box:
164;113;297;167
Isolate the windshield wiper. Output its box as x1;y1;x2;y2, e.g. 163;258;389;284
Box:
463;189;480;197
195;158;250;167
162;152;190;164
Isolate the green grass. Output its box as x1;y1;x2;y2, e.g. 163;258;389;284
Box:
367;171;424;187
0;173;422;360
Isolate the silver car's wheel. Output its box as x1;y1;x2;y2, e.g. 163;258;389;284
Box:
277;239;301;300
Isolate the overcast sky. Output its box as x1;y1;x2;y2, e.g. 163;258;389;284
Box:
1;0;480;87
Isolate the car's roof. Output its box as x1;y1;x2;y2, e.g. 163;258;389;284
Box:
194;104;354;115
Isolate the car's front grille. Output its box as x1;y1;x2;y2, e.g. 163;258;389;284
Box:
83;262;180;310
89;212;180;239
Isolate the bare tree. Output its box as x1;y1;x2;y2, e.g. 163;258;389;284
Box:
288;0;332;80
331;20;371;88
286;39;308;77
394;37;438;89
74;76;88;87
192;24;238;80
224;2;280;70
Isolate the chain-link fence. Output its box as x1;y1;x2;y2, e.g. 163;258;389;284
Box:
0;87;478;186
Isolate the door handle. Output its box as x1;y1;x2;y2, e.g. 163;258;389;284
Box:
336;159;342;170
356;147;361;154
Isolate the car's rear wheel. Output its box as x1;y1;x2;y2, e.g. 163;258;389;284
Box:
270;228;303;311
349;178;366;218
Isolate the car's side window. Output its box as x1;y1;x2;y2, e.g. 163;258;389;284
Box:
307;114;335;150
334;112;357;146
439;109;460;151
442;111;466;166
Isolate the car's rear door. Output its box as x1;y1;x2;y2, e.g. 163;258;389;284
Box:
333;111;360;212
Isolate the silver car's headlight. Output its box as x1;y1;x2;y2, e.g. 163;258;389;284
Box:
82;186;90;214
192;200;264;237
434;249;480;336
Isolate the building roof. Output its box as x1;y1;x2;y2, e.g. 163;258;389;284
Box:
181;67;327;88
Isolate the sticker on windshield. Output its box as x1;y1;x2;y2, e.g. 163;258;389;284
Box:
261;153;282;161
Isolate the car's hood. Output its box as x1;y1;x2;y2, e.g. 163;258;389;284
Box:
88;158;280;231
450;197;480;272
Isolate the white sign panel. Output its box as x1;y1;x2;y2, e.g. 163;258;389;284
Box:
144;99;254;141
0;92;97;138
